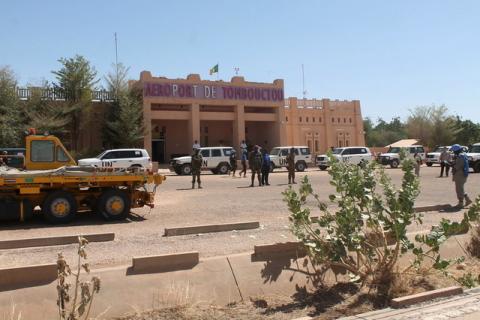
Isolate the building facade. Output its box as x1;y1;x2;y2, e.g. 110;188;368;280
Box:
138;71;365;162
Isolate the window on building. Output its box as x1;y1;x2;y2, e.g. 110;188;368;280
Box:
312;117;315;122
349;118;352;123
314;140;319;152
299;117;302;122
344;118;346;123
338;118;340;123
345;140;349;147
286;116;288;122
319;117;322;123
332;117;334;123
306;117;309;122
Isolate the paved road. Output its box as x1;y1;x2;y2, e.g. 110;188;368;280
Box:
0;165;478;269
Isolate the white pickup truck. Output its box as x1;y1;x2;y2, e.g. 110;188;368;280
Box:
377;145;426;168
467;143;480;173
316;147;373;170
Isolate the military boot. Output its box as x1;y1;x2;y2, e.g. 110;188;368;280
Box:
192;183;195;189
465;194;472;207
198;183;202;189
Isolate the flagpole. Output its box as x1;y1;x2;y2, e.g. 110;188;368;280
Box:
217;62;219;81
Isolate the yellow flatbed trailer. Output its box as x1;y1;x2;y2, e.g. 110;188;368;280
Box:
0;167;166;223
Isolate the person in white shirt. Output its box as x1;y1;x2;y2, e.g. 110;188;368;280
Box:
192;140;201;150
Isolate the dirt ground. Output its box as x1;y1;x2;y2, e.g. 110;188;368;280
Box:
114;258;480;320
0;165;478;269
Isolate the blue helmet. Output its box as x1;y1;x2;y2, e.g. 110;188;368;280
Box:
450;144;462;152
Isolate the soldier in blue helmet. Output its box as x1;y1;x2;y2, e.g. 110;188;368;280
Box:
450;144;472;208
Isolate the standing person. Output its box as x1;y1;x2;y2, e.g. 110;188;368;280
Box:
287;147;296;184
1;151;8;167
248;145;262;187
414;152;422;177
240;140;247;154
191;148;203;189
451;144;472;208
192;140;200;150
229;150;237;177
261;148;271;186
439;148;451;177
240;149;248;178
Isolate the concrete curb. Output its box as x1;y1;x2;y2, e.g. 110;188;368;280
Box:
391;286;463;308
0;233;115;250
253;241;306;258
0;263;57;291
414;204;451;213
131;251;199;274
164;221;259;236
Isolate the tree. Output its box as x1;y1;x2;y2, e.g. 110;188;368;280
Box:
52;55;99;151
103;63;144;148
22;83;70;139
364;117;407;147
406;105;457;147
0;66;23;147
453;116;480;147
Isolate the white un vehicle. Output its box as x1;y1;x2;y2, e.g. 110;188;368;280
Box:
425;146;450;167
467;143;480;173
316;146;373;170
269;146;311;172
78;149;152;170
170;147;233;175
377;145;426;168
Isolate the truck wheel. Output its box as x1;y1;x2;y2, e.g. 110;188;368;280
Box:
295;161;306;172
426;163;433;167
319;165;328;171
217;163;229;175
181;164;192;175
474;162;480;173
42;191;77;224
97;189;131;221
390;160;399;168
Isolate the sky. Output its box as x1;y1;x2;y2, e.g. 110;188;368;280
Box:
1;0;480;122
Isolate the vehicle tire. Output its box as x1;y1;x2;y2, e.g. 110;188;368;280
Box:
97;189;131;221
42;191;77;224
295;161;306;172
319;165;328;171
426;163;433;167
129;164;142;172
390;160;399;168
474;162;480;173
174;168;182;175
217;162;229;175
181;164;192;175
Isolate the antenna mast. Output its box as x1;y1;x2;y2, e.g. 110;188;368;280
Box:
114;32;119;98
302;64;307;100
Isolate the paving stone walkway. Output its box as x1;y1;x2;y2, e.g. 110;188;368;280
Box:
341;288;480;320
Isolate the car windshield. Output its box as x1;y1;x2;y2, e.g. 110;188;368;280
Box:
96;151;107;158
388;147;401;153
470;145;480;153
332;148;344;155
433;146;448;152
270;148;280;156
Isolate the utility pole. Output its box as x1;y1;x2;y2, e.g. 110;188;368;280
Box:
114;32;119;99
302;64;307;100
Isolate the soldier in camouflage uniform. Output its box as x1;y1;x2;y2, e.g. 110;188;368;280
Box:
287;147;296;184
248;145;263;187
191;148;203;189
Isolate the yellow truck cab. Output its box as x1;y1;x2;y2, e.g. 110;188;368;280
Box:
25;134;76;170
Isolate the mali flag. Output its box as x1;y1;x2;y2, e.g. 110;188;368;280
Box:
209;64;219;75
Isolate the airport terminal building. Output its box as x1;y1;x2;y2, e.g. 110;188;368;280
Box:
138;71;365;163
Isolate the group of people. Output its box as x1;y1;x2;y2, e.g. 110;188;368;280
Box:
189;140;297;189
413;144;472;209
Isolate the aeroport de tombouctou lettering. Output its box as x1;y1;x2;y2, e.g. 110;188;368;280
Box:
143;82;285;102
